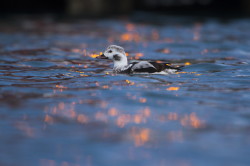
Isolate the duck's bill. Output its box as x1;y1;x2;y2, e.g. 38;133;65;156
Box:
96;54;108;59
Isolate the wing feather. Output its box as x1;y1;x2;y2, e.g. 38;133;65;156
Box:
128;61;181;74
131;61;155;69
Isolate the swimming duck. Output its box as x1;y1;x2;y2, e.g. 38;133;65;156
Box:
97;45;181;74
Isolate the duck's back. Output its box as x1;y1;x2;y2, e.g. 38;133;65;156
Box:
129;61;181;73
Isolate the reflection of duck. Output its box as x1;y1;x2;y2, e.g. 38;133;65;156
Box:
97;45;181;74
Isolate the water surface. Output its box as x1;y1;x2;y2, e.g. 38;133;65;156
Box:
0;14;250;166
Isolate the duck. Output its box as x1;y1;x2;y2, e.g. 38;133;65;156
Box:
97;45;181;74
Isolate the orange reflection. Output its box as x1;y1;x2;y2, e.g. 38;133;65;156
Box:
72;48;81;53
125;80;130;84
58;102;65;110
44;100;79;122
44;114;53;124
102;85;109;89
52;106;57;114
69;109;76;118
116;114;131;128
166;87;180;91
130;127;150;147
126;23;135;31
142;107;151;117
156;60;164;63
133;114;145;124
125;79;135;85
95;112;108;122
100;101;108;108
89;54;99;58
159;48;171;54
55;84;68;92
108;108;118;116
111;107;151;127
135;53;144;59
121;33;132;41
168;112;178;120
139;97;147;103
77;114;89;124
80;74;89;77
120;33;140;42
190;113;203;128
180;113;204;128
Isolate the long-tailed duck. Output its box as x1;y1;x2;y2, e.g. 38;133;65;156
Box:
97;45;181;74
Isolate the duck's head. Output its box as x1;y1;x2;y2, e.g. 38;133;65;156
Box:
97;45;128;68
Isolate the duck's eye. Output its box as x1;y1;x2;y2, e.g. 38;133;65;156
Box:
108;50;112;53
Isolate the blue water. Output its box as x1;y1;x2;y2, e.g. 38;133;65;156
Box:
0;14;250;166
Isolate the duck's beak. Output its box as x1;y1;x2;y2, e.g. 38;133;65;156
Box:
96;54;108;59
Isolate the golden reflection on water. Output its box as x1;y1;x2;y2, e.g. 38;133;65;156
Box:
119;23;176;44
89;53;100;58
95;112;108;122
77;114;89;124
159;112;204;128
70;47;104;59
55;85;68;92
108;108;118;116
125;80;135;85
166;87;180;91
120;23;141;42
45;78;205;148
168;112;178;120
139;97;147;103
134;53;144;60
44;114;53;124
120;33;141;42
161;48;171;54
180;113;204;128
130;127;150;147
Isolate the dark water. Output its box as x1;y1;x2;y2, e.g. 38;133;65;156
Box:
0;14;250;166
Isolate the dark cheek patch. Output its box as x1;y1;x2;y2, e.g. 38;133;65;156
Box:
113;54;121;61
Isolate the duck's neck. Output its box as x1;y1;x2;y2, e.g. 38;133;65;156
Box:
113;58;128;70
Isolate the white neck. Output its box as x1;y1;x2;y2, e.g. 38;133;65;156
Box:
113;56;128;70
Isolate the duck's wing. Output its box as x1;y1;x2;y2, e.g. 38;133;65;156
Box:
149;62;182;71
130;61;159;73
130;61;181;73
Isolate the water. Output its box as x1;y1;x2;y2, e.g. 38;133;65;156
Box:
0;14;250;166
